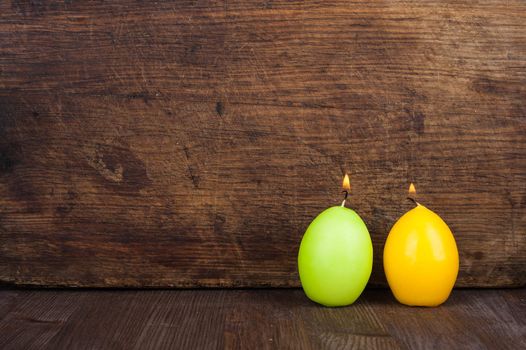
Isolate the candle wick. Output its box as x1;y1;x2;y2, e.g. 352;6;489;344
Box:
341;190;348;207
407;196;419;206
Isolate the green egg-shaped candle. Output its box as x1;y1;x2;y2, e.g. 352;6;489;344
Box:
298;176;373;307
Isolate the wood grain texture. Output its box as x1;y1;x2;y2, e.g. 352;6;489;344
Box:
0;0;525;287
0;289;524;349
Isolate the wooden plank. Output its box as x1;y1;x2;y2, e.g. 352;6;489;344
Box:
0;291;84;349
371;289;526;350
44;290;229;349
0;289;524;349
0;0;525;287
0;290;21;323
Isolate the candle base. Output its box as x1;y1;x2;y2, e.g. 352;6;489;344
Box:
298;206;373;307
384;205;459;307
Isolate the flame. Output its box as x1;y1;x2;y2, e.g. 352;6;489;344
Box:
408;183;416;196
342;174;351;191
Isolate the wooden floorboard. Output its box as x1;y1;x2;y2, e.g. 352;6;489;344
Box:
0;289;524;349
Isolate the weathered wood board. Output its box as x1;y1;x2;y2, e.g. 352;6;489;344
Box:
0;0;525;287
1;289;525;349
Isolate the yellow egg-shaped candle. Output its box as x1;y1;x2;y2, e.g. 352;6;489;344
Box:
384;187;459;307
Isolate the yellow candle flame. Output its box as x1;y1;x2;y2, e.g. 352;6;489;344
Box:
408;183;416;196
342;174;351;192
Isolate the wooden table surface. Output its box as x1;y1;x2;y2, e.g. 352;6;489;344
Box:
0;288;524;349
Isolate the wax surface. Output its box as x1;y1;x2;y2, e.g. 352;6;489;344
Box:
384;204;459;307
298;206;373;307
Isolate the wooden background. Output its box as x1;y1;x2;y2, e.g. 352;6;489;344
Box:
0;0;524;288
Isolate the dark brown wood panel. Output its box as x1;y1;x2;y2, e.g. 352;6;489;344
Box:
0;0;525;287
0;289;524;349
